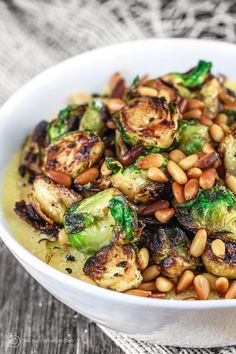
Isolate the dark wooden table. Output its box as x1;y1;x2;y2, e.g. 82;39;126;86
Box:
0;240;124;353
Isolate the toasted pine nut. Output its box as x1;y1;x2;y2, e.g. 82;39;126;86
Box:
199;114;213;126
187;167;202;179
147;167;168;182
58;229;70;245
179;154;198;171
100;98;125;112
138;281;157;291
216;113;228;125
137;86;158;97
183;296;197;301
140;200;169;216
182;109;202;119
216;277;229;297
155;208;175;223
211;239;226;258
220;123;230;134
176;270;195;294
138;248;149;271
172;182;186;203
79;274;97;286
202;273;217;290
74;167;99;185
167;161;188;185
187;98;205;110
178;97;188;113
106;120;116;129
225;281;236;299
101;162;112;177
169;149;186;163
210;124;225;142
202;143;215;154
184;179;199;201
142;265;161;282
195;152;218;170
156;277;174;293
194;275;210;300
199;168;216;189
226;174;236;195
124;289;151;297
190;229;207;257
150;292;167;299
136;154;163;169
46;170;72;187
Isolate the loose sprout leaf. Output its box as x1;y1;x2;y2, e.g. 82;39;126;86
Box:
129;75;140;90
79;100;106;135
105;157;123;174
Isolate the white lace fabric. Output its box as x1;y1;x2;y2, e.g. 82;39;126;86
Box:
1;0;236;352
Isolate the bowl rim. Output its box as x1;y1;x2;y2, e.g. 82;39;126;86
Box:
1;37;236;309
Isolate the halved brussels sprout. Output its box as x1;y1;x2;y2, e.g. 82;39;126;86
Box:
176;119;210;155
202;240;236;279
48;105;87;142
83;244;142;291
30;176;81;224
175;184;236;242
44;131;104;179
220;125;236;177
79;100;108;136
63;188;143;255
141;226;197;278
200;78;221;119
119;97;179;149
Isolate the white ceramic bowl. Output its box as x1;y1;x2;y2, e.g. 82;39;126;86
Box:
1;38;236;348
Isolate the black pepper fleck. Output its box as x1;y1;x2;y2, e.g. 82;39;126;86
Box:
65;268;72;274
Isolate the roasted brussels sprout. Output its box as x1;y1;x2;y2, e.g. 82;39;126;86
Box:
175;184;236;242
30;176;81;224
79;100;108;136
220;125;236;177
202;240;236;279
119;97;179;150
161;60;212;88
108;159;171;204
63;188;143;254
200;78;221;118
21;121;48;174
44;131;104;179
48;105;87;142
176;119;210;155
83;244;142;291
223;109;236;127
141;226;197;278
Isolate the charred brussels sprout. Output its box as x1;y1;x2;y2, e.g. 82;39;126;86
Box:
200;78;221;119
203;240;236;279
63;188;143;254
119;97;179;150
220;125;236;177
30;176;81;224
175;184;236;242
44;131;104;179
141;226;197;278
83;244;142;291
79;100;108;136
48;105;86;142
176;119;210;155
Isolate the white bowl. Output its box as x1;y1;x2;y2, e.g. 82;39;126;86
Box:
1;38;236;348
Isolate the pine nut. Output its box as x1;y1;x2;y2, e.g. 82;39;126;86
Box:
138;248;149;271
187;167;202;179
156;277;174;293
184;179;199;200
199;168;216;189
195;152;218;170
74;167;99;185
187;98;205;110
220;123;230;134
210;124;225;142
216;113;228;125
140;200;169;216
225;281;236;299
136;154;163;169
47;170;72;187
138;281;157;291
100;98;125;112
190;229;207;257
137;86;158;97
202;273;217;290
142;265;161;282
199;114;213;126
216;277;229;297
172;182;186;203
182;109;202;119
194;275;210;300
176;270;195;294
167;161;188;185
169;149;186;163
147;167;168;182
150;292;167;299
101;161;112;176
202;143;215;154
124;289;151;297
178;97;188;114
183;296;197;301
211;239;225;258
106;120;116;129
226;174;236;195
155;208;175;223
179;154;198;171
58;229;70;245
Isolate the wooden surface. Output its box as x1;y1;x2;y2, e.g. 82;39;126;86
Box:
0;240;124;354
